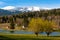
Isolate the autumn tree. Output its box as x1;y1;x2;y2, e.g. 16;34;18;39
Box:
28;18;58;36
44;20;58;36
28;18;44;36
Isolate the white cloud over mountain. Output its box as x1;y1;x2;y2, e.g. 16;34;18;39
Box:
2;6;15;10
32;6;40;11
41;7;52;10
1;6;52;11
1;6;40;11
27;6;40;11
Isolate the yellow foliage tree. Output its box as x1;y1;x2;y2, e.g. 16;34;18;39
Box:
28;18;45;36
28;18;58;36
44;20;58;36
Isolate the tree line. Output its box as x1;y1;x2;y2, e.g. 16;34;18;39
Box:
0;8;60;23
0;8;60;35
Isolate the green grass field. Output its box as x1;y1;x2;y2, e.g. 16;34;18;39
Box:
0;23;60;40
0;33;60;40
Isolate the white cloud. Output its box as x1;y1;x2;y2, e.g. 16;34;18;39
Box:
2;6;15;10
42;8;52;10
26;6;40;11
32;6;40;11
40;7;52;10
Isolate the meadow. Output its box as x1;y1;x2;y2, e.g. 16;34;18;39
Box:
0;33;60;40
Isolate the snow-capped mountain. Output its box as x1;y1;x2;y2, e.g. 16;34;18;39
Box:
1;6;40;12
0;6;41;16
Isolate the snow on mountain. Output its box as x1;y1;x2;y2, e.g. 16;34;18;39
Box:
1;6;40;11
0;6;53;16
1;6;53;11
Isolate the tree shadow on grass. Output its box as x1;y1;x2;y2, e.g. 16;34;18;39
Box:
0;36;15;40
16;38;51;40
0;36;58;40
48;36;60;37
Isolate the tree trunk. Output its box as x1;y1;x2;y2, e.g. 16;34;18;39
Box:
10;30;14;33
35;32;38;37
46;32;50;37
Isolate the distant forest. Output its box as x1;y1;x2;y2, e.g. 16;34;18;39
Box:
0;8;60;27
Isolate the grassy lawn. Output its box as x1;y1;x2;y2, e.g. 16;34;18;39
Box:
0;33;60;40
0;23;60;40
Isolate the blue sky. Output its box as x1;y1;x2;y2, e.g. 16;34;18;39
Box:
0;0;60;8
